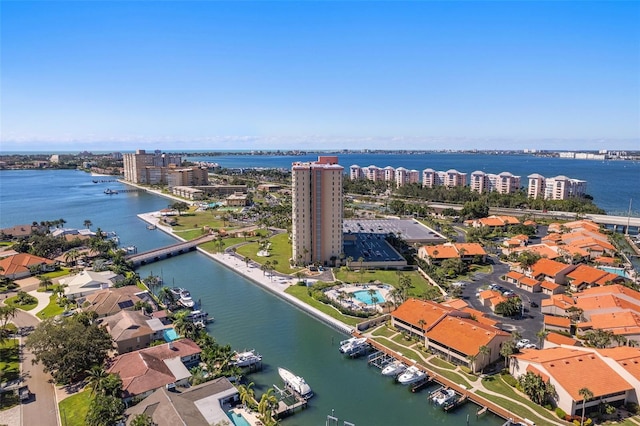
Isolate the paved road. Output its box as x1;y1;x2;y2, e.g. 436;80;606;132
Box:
458;255;546;344
13;310;59;426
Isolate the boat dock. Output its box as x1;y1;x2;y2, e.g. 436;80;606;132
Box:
356;333;530;424
367;350;398;369
410;376;432;393
272;386;308;419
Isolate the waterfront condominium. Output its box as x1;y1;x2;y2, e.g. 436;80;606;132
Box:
470;171;521;194
123;149;182;184
527;174;588;200
292;156;344;267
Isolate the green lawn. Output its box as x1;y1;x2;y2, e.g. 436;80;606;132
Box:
36;295;64;319
41;268;72;279
285;285;361;326
428;356;456;370
0;339;20;382
481;375;563;424
5;295;38;311
169;211;235;233
236;233;299;275
370;337;424;362
371;325;397;338
174;229;208;240
59;390;92;426
334;269;440;299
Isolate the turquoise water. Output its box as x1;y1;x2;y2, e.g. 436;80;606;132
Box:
599;266;631;278
227;411;251;426
353;289;385;305
163;328;179;342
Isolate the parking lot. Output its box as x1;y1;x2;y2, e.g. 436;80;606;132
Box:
456;255;546;344
343;232;405;263
343;218;446;244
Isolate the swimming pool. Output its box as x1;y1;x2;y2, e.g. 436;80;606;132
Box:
227;411;251;426
163;328;179;342
352;289;385;305
599;266;631;278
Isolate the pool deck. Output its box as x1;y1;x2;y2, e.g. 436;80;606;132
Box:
230;407;263;426
325;283;390;312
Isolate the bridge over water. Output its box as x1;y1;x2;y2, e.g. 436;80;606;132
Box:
126;234;216;266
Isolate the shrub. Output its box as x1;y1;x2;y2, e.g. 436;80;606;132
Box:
555;408;566;419
626;402;639;414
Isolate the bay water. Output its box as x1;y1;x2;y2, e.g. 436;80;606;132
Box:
0;169;504;425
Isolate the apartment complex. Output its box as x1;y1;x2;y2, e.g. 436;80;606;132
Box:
470;171;521;194
421;168;467;188
527;174;587;200
292;156;343;266
123;149;182;184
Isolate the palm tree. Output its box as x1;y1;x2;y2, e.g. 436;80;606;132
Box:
536;329;549;349
467;354;478;374
157;287;176;308
478;345;490;372
579;387;594;426
38;275;53;291
85;366;109;396
64;249;80;268
417;319;426;336
83;219;93;230
257;388;279;425
238;382;256;409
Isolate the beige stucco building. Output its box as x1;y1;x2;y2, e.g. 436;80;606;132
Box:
292;156;343;266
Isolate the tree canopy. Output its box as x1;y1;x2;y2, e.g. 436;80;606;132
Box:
25;316;113;384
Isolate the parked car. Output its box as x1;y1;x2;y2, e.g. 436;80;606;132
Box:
18;385;30;402
524;343;538;349
516;339;530;349
529;301;539;308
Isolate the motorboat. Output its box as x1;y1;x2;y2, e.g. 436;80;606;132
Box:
278;367;313;399
381;360;407;377
186;310;211;323
231;349;262;367
396;365;426;385
339;337;368;355
431;388;457;406
178;292;195;308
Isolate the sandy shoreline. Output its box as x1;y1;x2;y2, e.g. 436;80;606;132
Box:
137;212;353;334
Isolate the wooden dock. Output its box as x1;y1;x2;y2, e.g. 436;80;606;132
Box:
274;395;308;418
356;332;531;424
443;394;468;412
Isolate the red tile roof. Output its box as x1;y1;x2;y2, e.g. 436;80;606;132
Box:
392;298;454;330
545;332;579;346
427;316;509;356
544;315;571;328
0;253;54;277
531;258;573;279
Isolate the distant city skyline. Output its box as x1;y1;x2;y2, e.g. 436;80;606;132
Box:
2;1;639;151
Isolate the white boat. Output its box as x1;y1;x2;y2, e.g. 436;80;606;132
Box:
431;388;457;406
381;360;407;377
171;288;195;308
231;349;262;367
339;337;368;355
186;310;211;323
278;367;313;399
396;365;426;385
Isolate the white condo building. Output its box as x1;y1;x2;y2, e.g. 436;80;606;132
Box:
292;156;344;266
527;174;588;200
123;150;182;184
471;171;521;194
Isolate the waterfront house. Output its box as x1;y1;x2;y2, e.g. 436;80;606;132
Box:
59;270;122;300
511;346;638;417
83;286;148;318
123;377;239;426
426;315;510;371
102;310;168;354
391;298;460;339
107;338;202;403
0;253;56;279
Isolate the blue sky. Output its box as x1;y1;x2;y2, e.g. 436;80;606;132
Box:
1;1;639;151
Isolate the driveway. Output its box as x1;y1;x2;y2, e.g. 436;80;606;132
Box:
11;310;59;426
458;255;545;344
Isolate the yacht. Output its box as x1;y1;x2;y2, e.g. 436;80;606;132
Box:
231;349;262;367
278;367;313;399
339;337;368;355
381;360;407;377
171;288;195;308
431;388;457;407
396;365;426;385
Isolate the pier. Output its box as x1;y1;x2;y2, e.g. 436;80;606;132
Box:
360;334;530;424
126;234;216;266
272;386;308;419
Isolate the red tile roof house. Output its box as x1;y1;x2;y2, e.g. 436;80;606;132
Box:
511;346;638;417
0;253;56;280
526;258;577;286
565;264;626;292
543;315;572;334
107;338;202;403
478;290;507;312
417;242;486;265
391;298;509;372
504;271;542;293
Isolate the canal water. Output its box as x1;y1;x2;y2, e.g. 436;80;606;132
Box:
0;169;504;425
